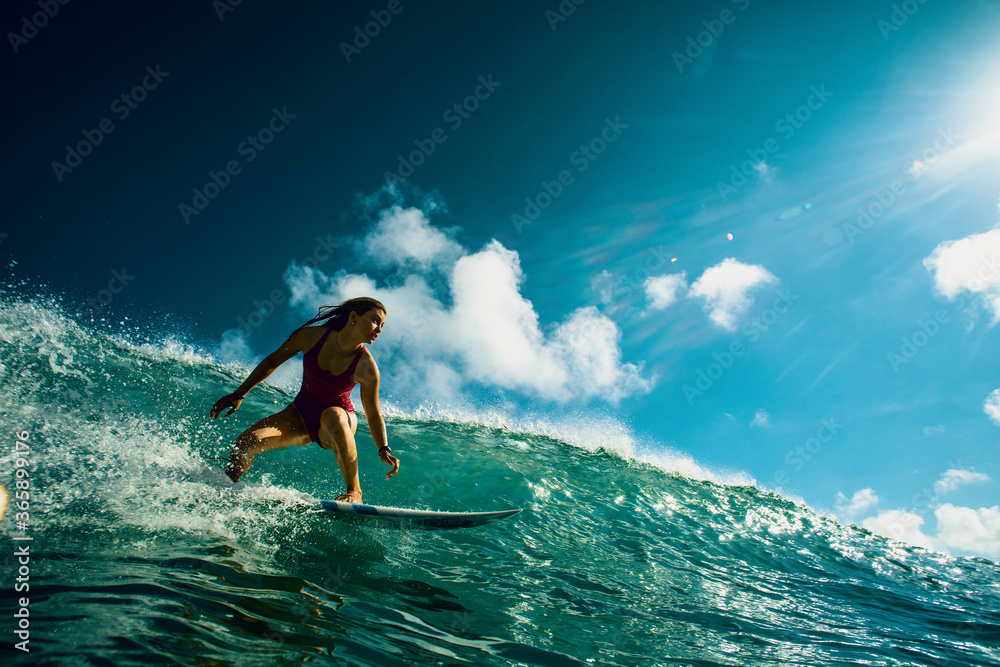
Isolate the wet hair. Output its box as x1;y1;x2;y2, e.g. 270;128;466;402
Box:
295;297;386;332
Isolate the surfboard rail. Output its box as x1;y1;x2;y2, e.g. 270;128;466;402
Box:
319;500;521;529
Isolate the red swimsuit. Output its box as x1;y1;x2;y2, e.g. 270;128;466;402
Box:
292;328;365;443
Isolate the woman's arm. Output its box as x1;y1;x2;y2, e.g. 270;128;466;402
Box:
359;357;399;479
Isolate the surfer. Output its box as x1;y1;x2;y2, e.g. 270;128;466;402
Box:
211;297;399;503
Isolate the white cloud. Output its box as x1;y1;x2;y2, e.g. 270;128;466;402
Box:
923;227;1000;322
934;469;990;495
449;241;652;402
935;504;1000;558
360;204;464;272
689;258;777;330
839;479;1000;559
836;488;879;519
550;306;652;402
922;425;946;437
862;510;937;551
985;389;1000;426
750;409;771;428
448;241;568;394
283;219;653;406
643;272;687;311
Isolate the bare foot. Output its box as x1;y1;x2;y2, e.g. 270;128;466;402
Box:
335;490;363;504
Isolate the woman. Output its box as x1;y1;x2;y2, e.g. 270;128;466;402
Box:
211;297;399;504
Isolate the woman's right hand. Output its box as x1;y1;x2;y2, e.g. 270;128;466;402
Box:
210;393;244;420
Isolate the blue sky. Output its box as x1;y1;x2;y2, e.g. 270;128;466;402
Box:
4;0;1000;558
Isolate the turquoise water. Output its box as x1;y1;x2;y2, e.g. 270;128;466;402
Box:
1;294;999;666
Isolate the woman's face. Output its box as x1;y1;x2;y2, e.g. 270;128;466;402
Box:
354;308;386;343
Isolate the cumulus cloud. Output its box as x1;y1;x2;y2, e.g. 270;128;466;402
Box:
548;306;652;402
935;504;1000;558
447;241;570;394
923;226;1000;322
862;510;937;551
360;204;464;272
935;469;990;495
750;409;771;428
282;204;653;406
843;484;1000;559
644;272;687;312
985;389;1000;426
836;488;879;519
689;258;777;330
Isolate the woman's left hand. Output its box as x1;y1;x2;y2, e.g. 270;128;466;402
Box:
380;449;400;479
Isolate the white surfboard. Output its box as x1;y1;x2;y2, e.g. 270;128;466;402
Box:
319;499;521;529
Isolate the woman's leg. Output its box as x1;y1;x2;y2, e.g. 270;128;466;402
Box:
316;407;362;502
226;404;312;482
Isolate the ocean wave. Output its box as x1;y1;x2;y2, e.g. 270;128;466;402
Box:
2;291;998;666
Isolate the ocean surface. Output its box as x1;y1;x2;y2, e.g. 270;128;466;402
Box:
1;292;999;666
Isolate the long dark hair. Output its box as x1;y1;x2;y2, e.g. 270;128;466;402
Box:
295;297;386;333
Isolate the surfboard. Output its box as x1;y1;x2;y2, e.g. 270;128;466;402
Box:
319;500;521;530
